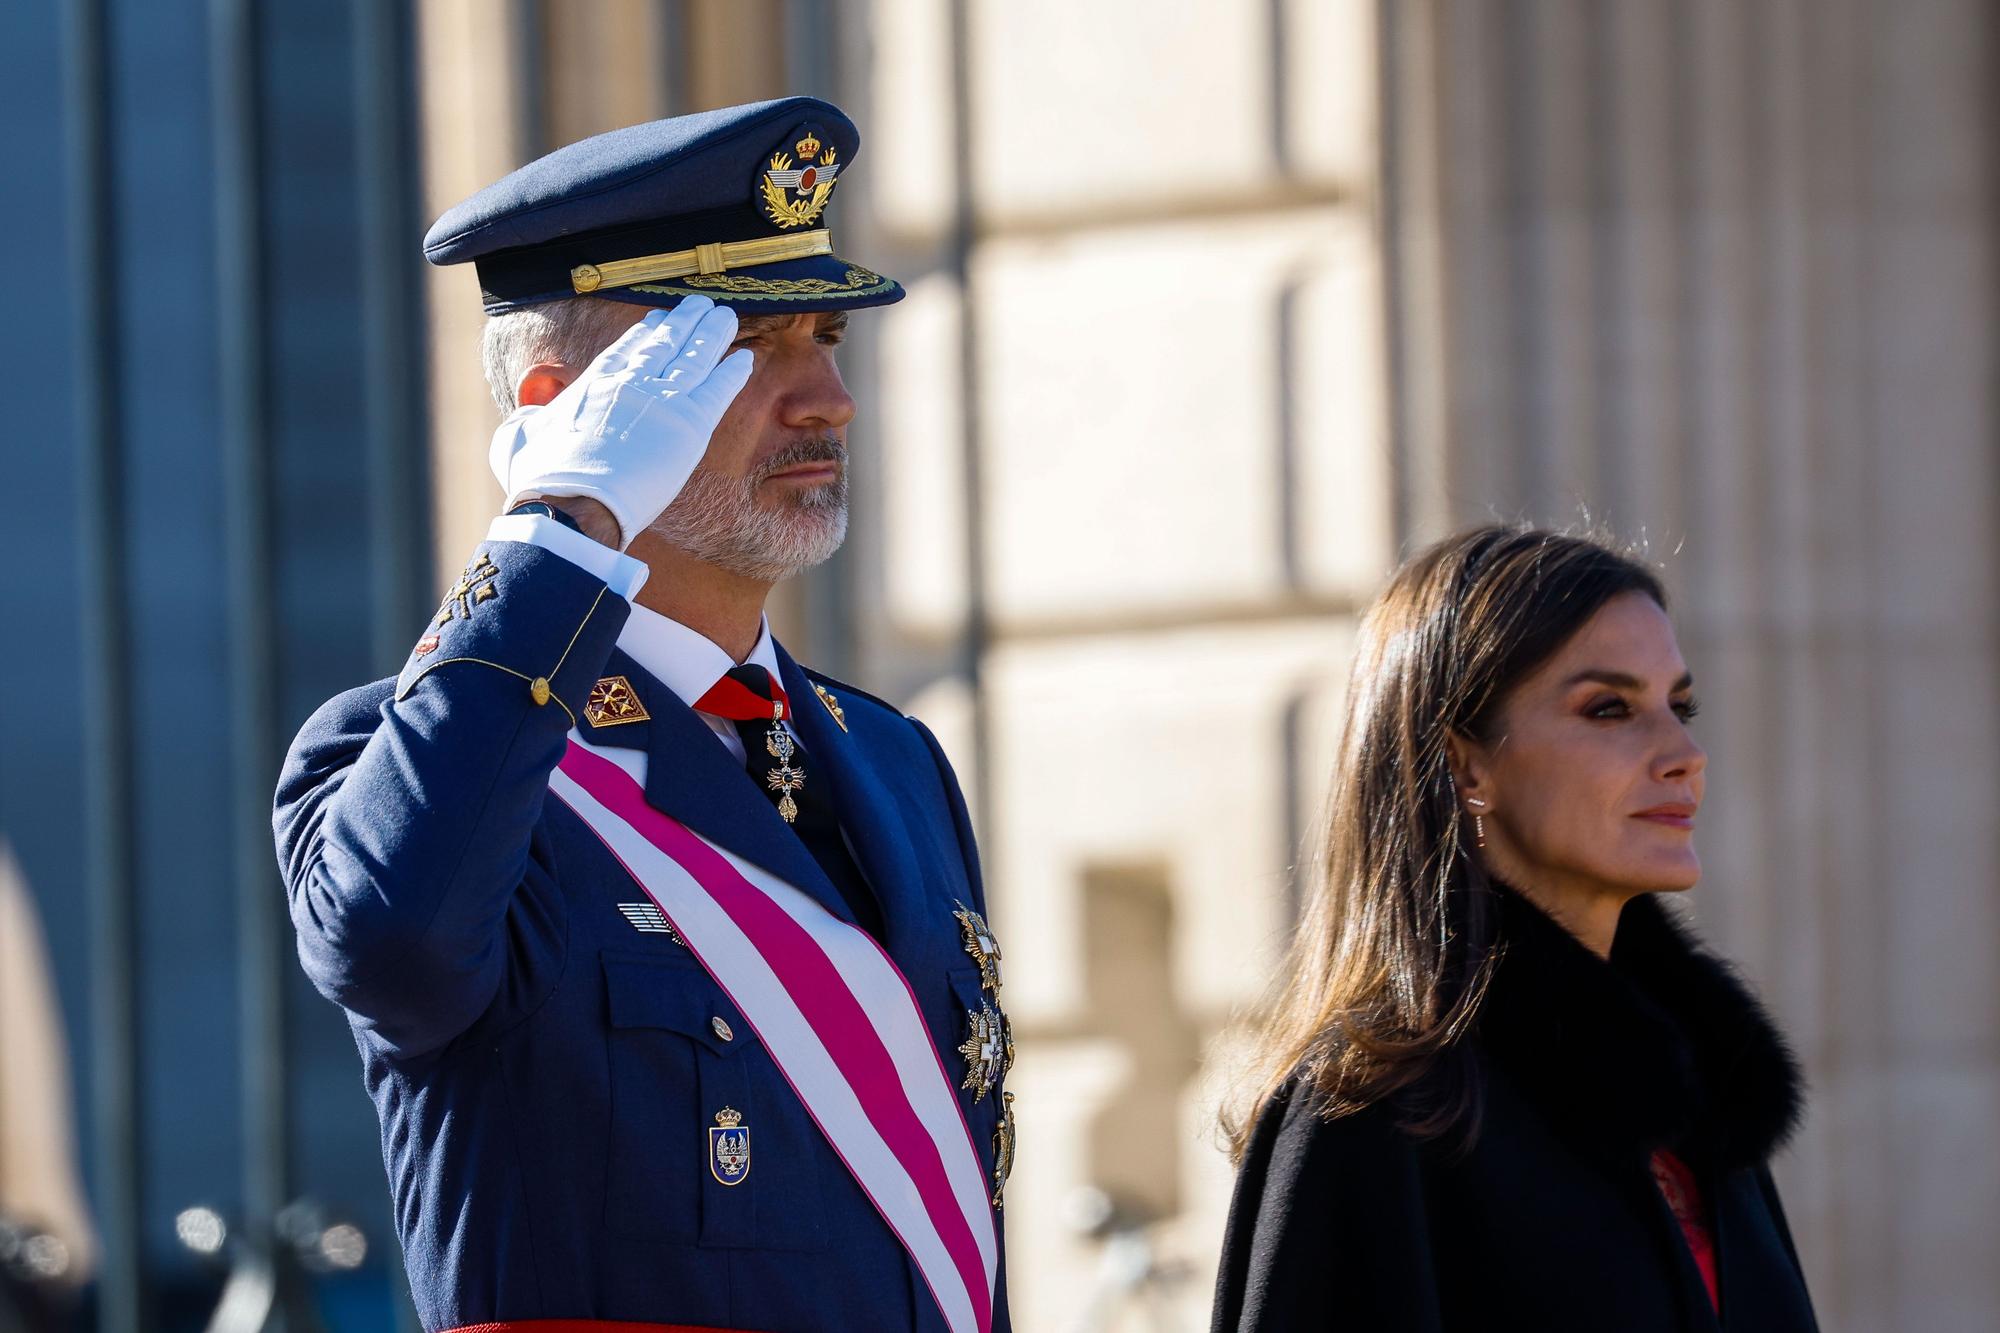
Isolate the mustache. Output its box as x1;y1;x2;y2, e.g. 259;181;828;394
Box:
753;436;846;482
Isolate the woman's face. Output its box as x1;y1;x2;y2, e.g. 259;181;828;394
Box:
1453;591;1707;905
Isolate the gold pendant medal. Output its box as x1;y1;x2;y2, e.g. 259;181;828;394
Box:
766;725;805;823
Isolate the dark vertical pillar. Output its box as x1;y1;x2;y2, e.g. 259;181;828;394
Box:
656;3;692;117
510;0;548;162
62;0;143;1324
946;0;995;848
209;0;288;1291
356;0;433;668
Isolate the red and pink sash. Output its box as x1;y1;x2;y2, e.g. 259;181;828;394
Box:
549;739;998;1333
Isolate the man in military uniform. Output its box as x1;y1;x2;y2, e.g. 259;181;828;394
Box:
274;98;1012;1333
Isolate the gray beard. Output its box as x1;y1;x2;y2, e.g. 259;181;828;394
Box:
650;438;850;583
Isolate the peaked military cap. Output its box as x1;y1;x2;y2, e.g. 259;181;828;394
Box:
424;96;903;316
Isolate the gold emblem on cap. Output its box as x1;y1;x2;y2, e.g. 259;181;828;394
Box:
760;126;843;230
585;675;650;728
812;682;847;732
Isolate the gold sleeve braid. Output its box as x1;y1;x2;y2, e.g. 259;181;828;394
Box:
394;585;613;728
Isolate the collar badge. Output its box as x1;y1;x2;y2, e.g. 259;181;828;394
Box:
812;682;848;732
585;675;650;728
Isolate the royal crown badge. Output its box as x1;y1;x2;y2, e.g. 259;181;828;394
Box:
709;1106;751;1186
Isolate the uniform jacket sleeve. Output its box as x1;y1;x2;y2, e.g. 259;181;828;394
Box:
273;539;628;1059
1211;1085;1445;1333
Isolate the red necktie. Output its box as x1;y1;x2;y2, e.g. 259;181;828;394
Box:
694;666;803;823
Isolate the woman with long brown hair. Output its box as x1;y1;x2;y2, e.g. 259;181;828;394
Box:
1211;526;1818;1332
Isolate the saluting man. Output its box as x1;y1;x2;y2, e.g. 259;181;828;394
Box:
274;98;1012;1333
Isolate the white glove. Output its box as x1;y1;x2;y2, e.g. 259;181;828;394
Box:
488;295;754;549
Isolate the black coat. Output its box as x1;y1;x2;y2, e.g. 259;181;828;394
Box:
1211;890;1819;1332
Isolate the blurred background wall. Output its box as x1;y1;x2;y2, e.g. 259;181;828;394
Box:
5;1;1996;1330
1382;4;1999;1328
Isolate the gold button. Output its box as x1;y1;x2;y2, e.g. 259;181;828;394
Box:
711;1016;734;1042
570;263;602;293
530;677;551;706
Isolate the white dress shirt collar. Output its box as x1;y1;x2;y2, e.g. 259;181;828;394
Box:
616;602;782;710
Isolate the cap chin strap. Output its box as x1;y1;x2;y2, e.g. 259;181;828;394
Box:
571;228;833;294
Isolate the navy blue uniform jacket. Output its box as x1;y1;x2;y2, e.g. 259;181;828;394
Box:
274;539;1012;1333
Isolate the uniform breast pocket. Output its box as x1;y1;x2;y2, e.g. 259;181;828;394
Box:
602;953;826;1251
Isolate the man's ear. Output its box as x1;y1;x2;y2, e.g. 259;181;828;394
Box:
516;362;573;409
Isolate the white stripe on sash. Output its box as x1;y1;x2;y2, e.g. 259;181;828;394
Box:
549;738;997;1333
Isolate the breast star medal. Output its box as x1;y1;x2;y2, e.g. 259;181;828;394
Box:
765;725;806;823
709;1106;751;1186
991;1092;1016;1209
958;1002;1007;1102
953;901;1003;994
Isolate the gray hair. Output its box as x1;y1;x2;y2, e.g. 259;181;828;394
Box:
479;296;653;413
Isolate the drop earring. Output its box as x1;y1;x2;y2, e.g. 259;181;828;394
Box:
1466;796;1488;849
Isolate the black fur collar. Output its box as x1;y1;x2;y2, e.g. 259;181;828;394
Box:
1474;886;1805;1171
